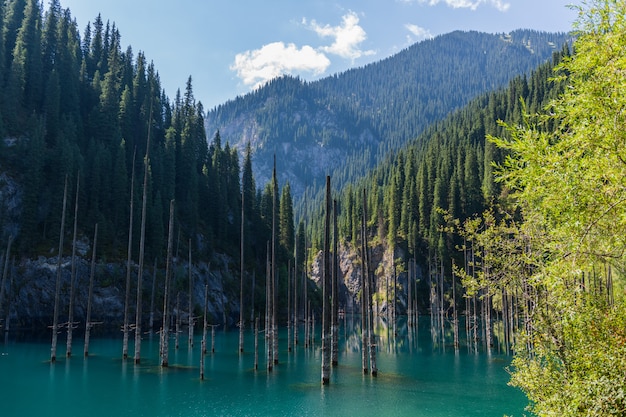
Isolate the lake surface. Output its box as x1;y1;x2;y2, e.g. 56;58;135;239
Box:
0;316;527;417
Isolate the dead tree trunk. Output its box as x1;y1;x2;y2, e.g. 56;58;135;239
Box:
254;317;259;371
363;188;377;376
360;213;368;374
175;292;181;349
188;240;194;348
239;188;245;353
294;238;299;347
271;157;278;365
149;258;157;333
134;117;152;365
407;260;413;328
452;260;459;350
66;176;80;358
321;176;332;385
84;224;98;357
50;175;68;363
202;284;208;355
265;241;273;372
0;235;12;331
331;199;339;367
287;259;292;353
161;200;175;367
123;150;136;359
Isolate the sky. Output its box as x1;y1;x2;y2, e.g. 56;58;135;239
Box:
56;0;578;110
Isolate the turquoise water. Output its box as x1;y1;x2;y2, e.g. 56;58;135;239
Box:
0;317;527;417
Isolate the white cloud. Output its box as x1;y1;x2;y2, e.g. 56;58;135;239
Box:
307;11;376;61
405;24;433;42
230;42;331;89
405;0;510;12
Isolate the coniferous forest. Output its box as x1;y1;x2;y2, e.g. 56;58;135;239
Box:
0;0;285;270
0;0;626;415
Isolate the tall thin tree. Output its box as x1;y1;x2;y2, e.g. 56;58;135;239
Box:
272;156;278;365
66;175;80;357
188;239;194;347
84;223;98;357
50;175;68;363
122;150;136;359
239;187;245;353
161;199;175;367
134;105;153;364
321;176;332;385
332;199;339;366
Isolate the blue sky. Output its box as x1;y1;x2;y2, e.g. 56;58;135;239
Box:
57;0;577;110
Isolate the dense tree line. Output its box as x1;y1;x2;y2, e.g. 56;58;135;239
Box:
0;0;296;283
303;47;568;272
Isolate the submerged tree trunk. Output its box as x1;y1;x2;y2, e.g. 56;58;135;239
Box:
202;284;208;355
265;241;273;372
161;200;175;367
321;176;332;385
84;224;98;357
331;199;339;367
50;176;68;363
188;241;194;348
123;151;136;360
149;258;157;333
288;260;292;353
271;158;278;365
134;121;152;365
294;239;299;347
175;292;181;349
0;235;12;331
363;188;377;377
361;215;368;374
66;176;80;358
254;316;259;371
239;189;245;353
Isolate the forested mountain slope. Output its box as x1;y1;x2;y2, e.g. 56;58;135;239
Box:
206;30;572;202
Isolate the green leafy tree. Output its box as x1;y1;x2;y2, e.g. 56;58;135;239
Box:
484;2;626;414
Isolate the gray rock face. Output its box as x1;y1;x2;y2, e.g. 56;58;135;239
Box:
1;255;239;332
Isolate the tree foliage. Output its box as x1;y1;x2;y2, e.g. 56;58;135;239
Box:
460;1;626;414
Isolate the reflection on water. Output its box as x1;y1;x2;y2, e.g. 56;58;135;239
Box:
0;316;527;417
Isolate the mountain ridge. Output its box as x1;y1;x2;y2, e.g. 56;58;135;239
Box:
206;29;573;203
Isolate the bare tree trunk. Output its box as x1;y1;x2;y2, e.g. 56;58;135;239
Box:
331;199;339;367
304;238;309;349
149;258;157;333
66;176;80;358
265;241;273;372
123;150;136;359
161;200;175;367
239;188;245;353
202;284;208;355
134;117;152;365
407;260;412;328
84;224;98;357
50;176;68;363
321;176;332;385
0;235;12;331
294;236;299;347
188;240;194;348
361;213;368;374
271;157;278;365
452;260;459;350
250;271;256;329
211;324;216;353
254;316;259;371
363;188;377;376
287;260;292;353
175;292;181;349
